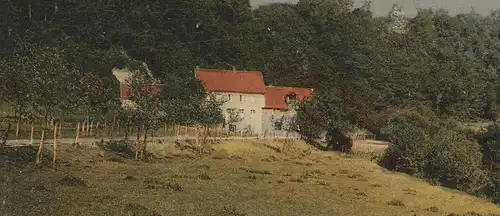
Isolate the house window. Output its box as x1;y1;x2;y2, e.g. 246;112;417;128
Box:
239;109;244;119
250;109;256;114
285;93;298;106
228;95;232;101
240;95;244;103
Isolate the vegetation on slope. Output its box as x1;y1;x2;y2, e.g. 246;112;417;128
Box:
1;140;499;216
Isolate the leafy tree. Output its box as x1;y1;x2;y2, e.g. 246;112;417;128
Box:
124;62;164;161
381;109;489;194
476;124;500;203
225;108;243;130
191;94;224;153
0;43;80;166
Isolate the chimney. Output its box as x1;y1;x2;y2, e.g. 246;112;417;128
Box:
232;66;236;72
195;66;199;78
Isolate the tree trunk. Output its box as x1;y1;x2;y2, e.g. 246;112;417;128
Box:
195;126;200;154
52;123;58;169
85;117;90;136
164;123;167;137
140;127;149;161
15;118;20;139
111;116;116;137
117;120;120;136
81;119;86;137
1;122;12;153
96;122;100;139
29;124;34;145
36;130;45;166
104;121;108;136
135;125;142;160
90;120;94;136
124;123;130;139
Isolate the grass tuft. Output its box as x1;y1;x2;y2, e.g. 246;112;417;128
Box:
58;174;87;188
386;199;405;207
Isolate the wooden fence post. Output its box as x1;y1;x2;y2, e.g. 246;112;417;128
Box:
86;120;90;136
52;123;58;169
81;120;86;137
15;119;20;139
35;130;45;165
29;125;34;145
90;120;94;136
96;122;100;138
164;123;167;137
111;116;116;137
75;122;80;148
177;123;181;137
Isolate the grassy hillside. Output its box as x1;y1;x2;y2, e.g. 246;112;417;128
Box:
1;140;499;216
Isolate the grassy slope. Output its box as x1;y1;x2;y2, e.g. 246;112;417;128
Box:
1;140;499;216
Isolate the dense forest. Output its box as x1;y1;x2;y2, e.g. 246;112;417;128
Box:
1;0;500;204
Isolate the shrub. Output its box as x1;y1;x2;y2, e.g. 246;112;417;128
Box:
325;127;353;153
380;110;489;194
426;129;489;194
379;111;435;175
475;124;500;203
98;139;136;159
295;100;325;141
426;206;439;212
386;199;405;207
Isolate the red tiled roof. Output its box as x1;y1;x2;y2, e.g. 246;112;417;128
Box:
264;86;314;110
119;84;164;100
195;68;266;94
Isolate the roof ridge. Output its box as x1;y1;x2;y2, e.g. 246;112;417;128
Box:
197;68;263;74
195;67;266;94
266;86;314;90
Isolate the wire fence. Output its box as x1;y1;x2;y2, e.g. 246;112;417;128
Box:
1;120;379;145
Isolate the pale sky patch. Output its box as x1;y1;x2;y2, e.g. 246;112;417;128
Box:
250;0;500;17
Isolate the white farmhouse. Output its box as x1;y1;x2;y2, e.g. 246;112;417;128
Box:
195;67;267;135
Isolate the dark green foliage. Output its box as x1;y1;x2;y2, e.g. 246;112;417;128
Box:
98;140;136;159
0;146;38;167
2;0;500;204
380;110;489;194
325;127;353;153
295;100;325;141
475;124;500;203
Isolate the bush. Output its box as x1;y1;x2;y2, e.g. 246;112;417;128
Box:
426;129;489;193
380;110;489;194
325;127;353;153
379;111;436;175
98;139;136;159
475;124;500;203
295;100;325;140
